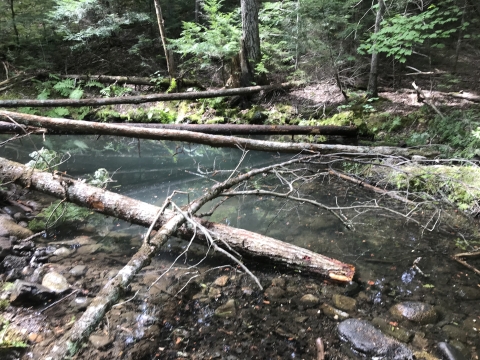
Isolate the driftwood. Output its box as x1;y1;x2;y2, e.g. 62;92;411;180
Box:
51;74;202;88
0;110;440;158
0;156;355;281
0;82;299;108
452;250;480;275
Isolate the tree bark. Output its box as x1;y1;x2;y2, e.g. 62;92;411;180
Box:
240;0;261;86
0;156;355;281
0;110;440;158
367;0;386;97
0;82;298;108
153;0;175;78
9;0;19;45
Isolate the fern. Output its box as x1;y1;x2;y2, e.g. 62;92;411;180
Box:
53;78;76;96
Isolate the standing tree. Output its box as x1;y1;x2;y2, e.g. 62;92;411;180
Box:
367;0;386;97
153;0;175;79
239;0;260;86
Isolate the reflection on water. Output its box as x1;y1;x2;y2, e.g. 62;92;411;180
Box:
1;134;479;357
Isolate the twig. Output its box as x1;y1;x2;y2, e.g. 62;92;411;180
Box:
40;289;79;313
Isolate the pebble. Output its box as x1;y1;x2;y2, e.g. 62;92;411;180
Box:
89;334;113;350
338;319;413;360
271;277;286;288
0;237;13;260
299;294;320;307
70;296;90;311
42;272;70;293
442;324;467;342
371;317;414;343
76;244;101;255
389;301;438;324
321;303;349;321
213;275;229;287
332;294;356;312
214;299;236;318
28;333;44;343
53;247;73;258
264;286;285;300
70;265;88;277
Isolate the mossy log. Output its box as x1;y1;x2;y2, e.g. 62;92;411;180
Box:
0;110;440;158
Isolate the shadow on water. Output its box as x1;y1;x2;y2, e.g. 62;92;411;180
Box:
1;134;479;359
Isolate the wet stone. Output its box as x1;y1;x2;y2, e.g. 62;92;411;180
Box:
0;215;33;239
89;334;113;350
76;244;101;255
213;275;229;287
0;237;13;260
27;333;44;343
338;319;413;360
343;281;360;296
53;247;73;257
442;324;467;342
299;294;320;307
271;277;286;288
332;294;357;312
70;296;90;311
1;255;28;272
208;287;221;299
42;272;70;293
10;280;55;304
437;342;468;360
70;265;88;277
214;299;236;318
264;286;285;300
371;317;414;343
389;301;438;324
454;285;480;300
321;303;349;321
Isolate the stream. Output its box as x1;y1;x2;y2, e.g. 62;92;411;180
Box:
0;134;479;360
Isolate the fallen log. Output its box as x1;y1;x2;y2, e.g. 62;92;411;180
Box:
0;121;44;134
445;92;480;103
0;82;298;108
46;152;314;359
0;110;440;158
0;156;355;281
52;74;202;88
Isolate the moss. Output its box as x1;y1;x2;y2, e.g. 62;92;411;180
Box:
205;116;226;124
0;300;9;311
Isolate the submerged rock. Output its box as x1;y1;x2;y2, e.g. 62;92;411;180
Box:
213;275;229;287
264;286;285;300
454;285;480;300
10;280;55;304
299;294;320;307
42;272;70;293
437;342;467;360
321;303;349;321
390;301;438;324
0;215;33;239
332;294;357;312
214;299;236;318
338;319;413;360
89;334;113;350
69;265;88;277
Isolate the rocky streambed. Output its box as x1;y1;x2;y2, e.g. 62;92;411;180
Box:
0;185;480;360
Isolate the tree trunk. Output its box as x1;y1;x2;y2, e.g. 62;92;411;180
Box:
240;0;261;86
9;0;19;45
0;156;355;281
153;0;175;79
0;110;440;158
0;82;298;108
367;0;386;97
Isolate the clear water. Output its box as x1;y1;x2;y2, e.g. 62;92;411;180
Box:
1;134;479;358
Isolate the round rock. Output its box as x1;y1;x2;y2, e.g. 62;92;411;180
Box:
299;294;320;307
42;272;70;293
389;301;437;324
338;319;413;360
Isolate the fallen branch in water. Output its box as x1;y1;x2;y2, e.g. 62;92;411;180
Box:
0;155;355;281
452;250;480;276
43;153;351;359
0;110;440;158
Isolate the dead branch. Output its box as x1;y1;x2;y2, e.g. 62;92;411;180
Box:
46;153;328;359
445;92;480;103
0;110;440;158
452;250;480;276
411;82;445;119
0;155;355;281
0;82;300;108
52;74;201;88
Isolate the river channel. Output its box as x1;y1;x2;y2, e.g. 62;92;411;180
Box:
0;134;479;359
